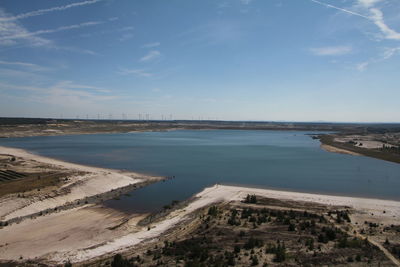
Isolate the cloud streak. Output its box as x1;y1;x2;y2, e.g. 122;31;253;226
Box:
310;46;352;56
142;42;160;48
0;21;102;42
118;68;153;77
355;46;400;71
0;0;103;22
0;80;117;107
0;9;51;47
369;8;400;40
139;50;161;62
0;60;49;71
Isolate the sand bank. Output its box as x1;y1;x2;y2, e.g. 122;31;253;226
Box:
320;143;361;156
0;146;162;223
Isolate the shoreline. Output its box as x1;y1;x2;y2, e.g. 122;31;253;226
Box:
49;184;400;264
0;145;135;174
0;145;164;224
320;143;361;156
0;119;348;139
318;134;400;164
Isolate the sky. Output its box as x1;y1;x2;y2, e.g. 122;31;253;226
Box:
0;0;399;122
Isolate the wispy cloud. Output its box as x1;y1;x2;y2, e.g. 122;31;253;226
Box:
118;68;153;77
56;80;111;93
142;42;160;48
310;0;400;40
0;21;103;43
0;0;103;22
119;33;134;42
355;46;400;71
356;61;369;71
0;60;49;71
0;82;45;92
58;46;98;55
0;80;117;107
79;26;133;38
383;47;400;60
0;67;46;81
310;46;352;56
357;0;382;8
139;50;161;62
0;9;98;56
0;8;52;47
369;8;400;40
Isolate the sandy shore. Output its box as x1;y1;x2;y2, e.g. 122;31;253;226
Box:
41;184;400;265
0;146;162;223
320;143;361;156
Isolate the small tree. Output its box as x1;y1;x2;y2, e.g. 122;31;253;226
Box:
274;242;286;262
251;255;259;266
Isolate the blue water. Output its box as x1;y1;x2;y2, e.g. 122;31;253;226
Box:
1;130;399;213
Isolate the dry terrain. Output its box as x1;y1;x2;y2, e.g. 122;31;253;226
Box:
85;191;400;267
60;185;400;267
318;133;400;164
0;146;163;266
0;118;372;138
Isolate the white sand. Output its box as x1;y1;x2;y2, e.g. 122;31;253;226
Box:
0;146;160;222
0;205;146;260
47;184;400;264
320;144;361;156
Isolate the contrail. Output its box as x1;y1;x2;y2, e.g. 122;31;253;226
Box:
0;0;103;21
310;0;372;20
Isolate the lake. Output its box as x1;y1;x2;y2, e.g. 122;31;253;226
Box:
1;130;400;213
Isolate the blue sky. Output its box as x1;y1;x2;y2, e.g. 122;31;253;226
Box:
0;0;399;122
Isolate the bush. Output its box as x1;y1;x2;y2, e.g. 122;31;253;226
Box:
244;237;264;250
274;242;286;262
208;206;218;217
251;255;259;266
266;241;286;262
111;254;136;267
244;194;257;204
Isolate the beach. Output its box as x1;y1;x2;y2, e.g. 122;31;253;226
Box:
320;143;362;156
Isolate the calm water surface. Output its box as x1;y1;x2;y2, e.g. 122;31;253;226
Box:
1;130;400;212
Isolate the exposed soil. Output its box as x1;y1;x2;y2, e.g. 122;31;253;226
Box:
90;195;400;267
